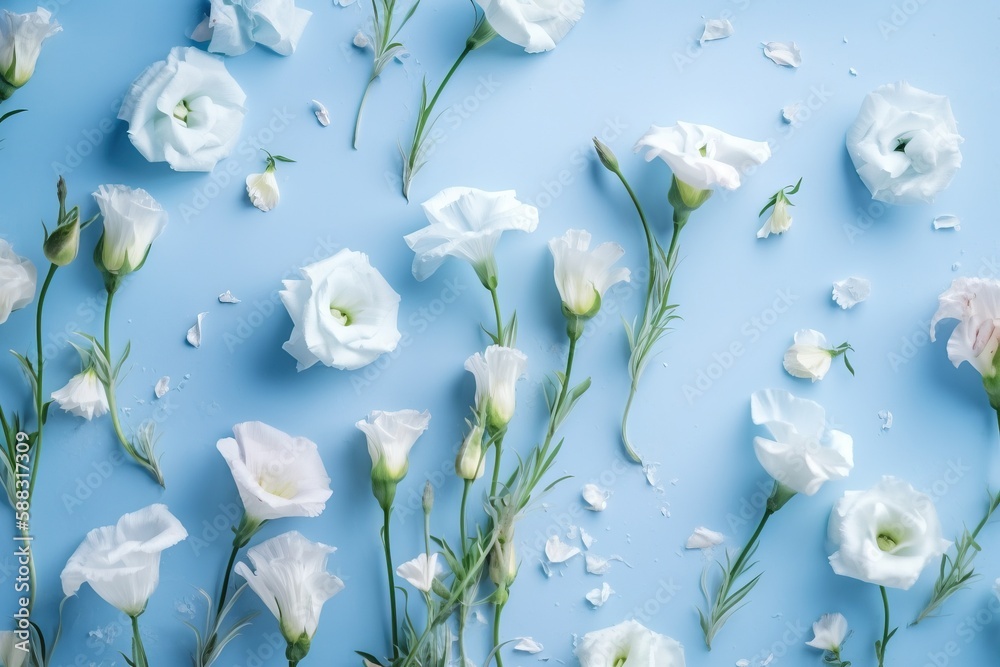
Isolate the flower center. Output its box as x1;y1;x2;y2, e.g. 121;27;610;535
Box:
173;100;192;124
894;137;909;153
329;306;351;326
876;530;899;551
613;655;628;667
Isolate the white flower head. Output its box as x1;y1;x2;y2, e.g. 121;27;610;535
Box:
235;531;344;649
358;409;430;509
0;7;61;90
51;362;109;421
930;277;1000;379
473;0;584;53
634;122;771;191
575;620;685;667
405;187;538;285
757;197;792;239
60;504;188;616
93;184;168;278
548;229;630;319
783;329;844;381
396;552;442;593
465;345;528;430
0;630;27;667
118;47;247;172
0;239;36;325
750;389;853;496
217;421;333;523
805;613;848;652
847;81;963;205
246;170;279;212
828;476;950;590
280;249;401;371
195;0;312;56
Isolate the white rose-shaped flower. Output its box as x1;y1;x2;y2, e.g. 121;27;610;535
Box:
396;552;442;593
783;329;833;381
51;367;109;420
0;7;61;94
404;187;539;284
280;250;401;371
217;421;332;523
93;184;168;277
0;239;36;325
118;46;247;172
575;620;685;667
846;81;963;205
750;389;853;496
195;0;312;56
465;345;528;430
828;476;950;590
235;531;344;657
549;229;630;318
805;613;848;652
246;169;280;212
473;0;584;53
634;122;772;191
930;277;1000;378
60;504;188;616
0;630;27;667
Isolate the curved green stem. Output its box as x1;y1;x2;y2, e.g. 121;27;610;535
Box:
732;508;772;576
620;379;642;463
382;506;399;660
353;75;377;149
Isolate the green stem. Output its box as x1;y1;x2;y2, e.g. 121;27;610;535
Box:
620;379;641;464
546;336;578;445
217;542;240;618
352;75;377;149
489;284;504;344
426;46;471;122
877;585;891;667
460;480;471;548
492;600;506;667
131;614;149;667
611;167;656;299
731;508;773;576
458;604;468;665
382;505;399;660
489;433;504;500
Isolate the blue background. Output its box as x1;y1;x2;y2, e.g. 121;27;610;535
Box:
1;0;999;665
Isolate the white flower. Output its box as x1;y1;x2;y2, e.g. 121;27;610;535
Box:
455;423;486;481
634;122;771;191
473;0;584;53
217;421;333;522
846;81;963;205
0;7;61;91
685;526;723;550
246;169;279;212
195;0;312;56
357;409;431;482
118;46;247;172
757;197;792;238
465;345;528;429
404;187;538;283
51;367;109;421
782;329;833;381
235;531;344;647
750;389;853;496
930;278;1000;378
828;476;950;590
60;504;188;616
575;620;685;667
0;630;27;667
396;552;442;593
549;229;630;318
0;239;36;325
93;184;168;277
805;613;848;652
280;250;401;371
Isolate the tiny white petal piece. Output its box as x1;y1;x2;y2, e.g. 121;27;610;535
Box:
580;528;595;550
933;214;961;230
545;535;580;563
781;103;802;124
763;41;802;67
334;0;356;5
685;526;724;549
878;409;893;431
832;277;871;309
186;312;207;348
848;67;858;76
218;290;241;304
581;483;608;511
514;637;544;653
700;18;734;44
585;553;612;575
352;31;369;48
585;582;614;607
311;99;330;127
154;376;170;399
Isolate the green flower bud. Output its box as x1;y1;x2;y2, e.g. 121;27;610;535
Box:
455;424;486;481
43;215;80;266
593;138;619;173
285;633;311;665
422;481;434;515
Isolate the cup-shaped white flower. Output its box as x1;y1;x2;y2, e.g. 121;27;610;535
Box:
195;0;312;56
60;504;188;616
396;552;442;593
247;169;280;212
549;229;630;322
357;409;430;509
280;249;401;371
405;187;539;286
0;630;27;667
828;476;950;590
92;184;168;280
750;389;853;496
0;7;61;95
0;239;36;325
217;421;332;524
805;613;849;652
465;345;528;430
51;366;109;421
118;46;247;172
847;81;963;205
931;278;1000;400
235;531;344;662
783;329;833;381
575;620;686;667
473;0;584;53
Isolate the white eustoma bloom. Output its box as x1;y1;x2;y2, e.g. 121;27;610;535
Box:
235;531;344;647
195;0;312;56
576;620;685;667
0;7;61;91
750;389;853;496
246;169;279;212
405;187;538;283
92;184;168;276
756;197;792;238
549;229;630;318
280;250;401;371
634;122;771;191
51;367;109;420
473;0;584;53
217;421;332;522
846;81;963;205
828;476;950;590
357;409;431;482
465;345;528;429
60;504;188;616
396;552;442;593
930;277;1000;378
0;239;36;325
783;329;833;381
0;630;27;667
118;47;247;172
805;613;849;652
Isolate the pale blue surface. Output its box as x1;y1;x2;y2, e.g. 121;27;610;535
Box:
1;1;1000;665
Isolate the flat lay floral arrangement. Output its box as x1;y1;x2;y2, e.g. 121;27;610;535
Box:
0;1;998;666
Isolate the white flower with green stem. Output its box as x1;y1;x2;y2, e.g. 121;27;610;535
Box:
756;177;802;239
806;613;851;666
246;150;294;212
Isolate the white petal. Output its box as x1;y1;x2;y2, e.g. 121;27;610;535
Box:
154;376;170;399
580;528;595;550
763;41;802;67
878;409;893;431
218;290;241;304
581;483;608;511
932;214;961;230
544;535;580;563
700;18;734;43
585;582;614;607
685;526;724;549
0;239;37;324
186;312;208;348
352;31;369;48
312;99;331;126
781;103;803;124
514;637;544;653
832;277;871;309
806;613;849;651
473;0;584;53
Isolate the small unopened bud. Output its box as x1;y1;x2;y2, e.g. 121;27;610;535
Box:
43;214;80;266
422;481;434;515
593;138;619;173
455;424;486;481
488;533;517;590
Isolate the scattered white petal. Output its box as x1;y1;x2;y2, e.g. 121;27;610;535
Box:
186;312;208;348
832;277;871;309
472;610;486;625
581;483;608;511
700;18;734;44
781;103;803;124
933;214;961;230
878;410;893;431
643;462;660;487
539;559;553;578
218;290;241;304
762;654;775;666
843;36;848;43
514;637;543;653
763;41;801;67
586;554;612;575
686;526;724;549
154;376;170;399
333;0;356;6
311;99;330;127
580;528;595;550
585;582;613;607
660;505;671;518
848;67;858;76
566;524;579;540
545;535;580;563
736;660;750;667
353;30;370;48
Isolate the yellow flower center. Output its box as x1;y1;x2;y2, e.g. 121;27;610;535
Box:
330;306;351;326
